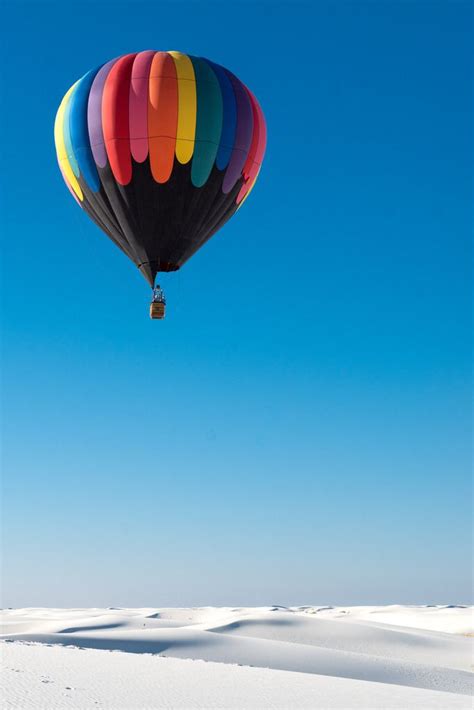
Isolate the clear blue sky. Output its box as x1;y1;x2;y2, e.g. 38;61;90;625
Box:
2;1;471;607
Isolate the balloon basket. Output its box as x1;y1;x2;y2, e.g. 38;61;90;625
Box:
150;302;166;320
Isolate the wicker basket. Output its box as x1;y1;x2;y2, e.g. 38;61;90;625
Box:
150;302;165;319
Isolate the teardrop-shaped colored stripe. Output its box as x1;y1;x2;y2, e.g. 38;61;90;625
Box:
241;90;262;179
190;57;223;188
222;72;253;194
148;52;178;183
69;68;101;192
129;50;155;163
237;89;267;204
102;53;136;185
63;83;80;178
54;84;83;201
169;51;196;165
88;58;118;168
206;60;236;171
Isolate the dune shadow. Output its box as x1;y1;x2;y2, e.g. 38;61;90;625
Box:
9;633;210;656
210;618;294;634
59;624;124;634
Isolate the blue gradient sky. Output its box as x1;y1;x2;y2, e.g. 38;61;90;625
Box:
2;1;471;607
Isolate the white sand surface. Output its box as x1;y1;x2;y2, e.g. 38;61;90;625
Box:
1;605;472;709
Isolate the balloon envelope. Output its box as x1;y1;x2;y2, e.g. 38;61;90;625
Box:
54;51;267;285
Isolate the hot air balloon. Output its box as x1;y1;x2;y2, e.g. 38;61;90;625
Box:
54;51;267;319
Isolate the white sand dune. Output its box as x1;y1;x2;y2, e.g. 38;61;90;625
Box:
1;605;472;709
